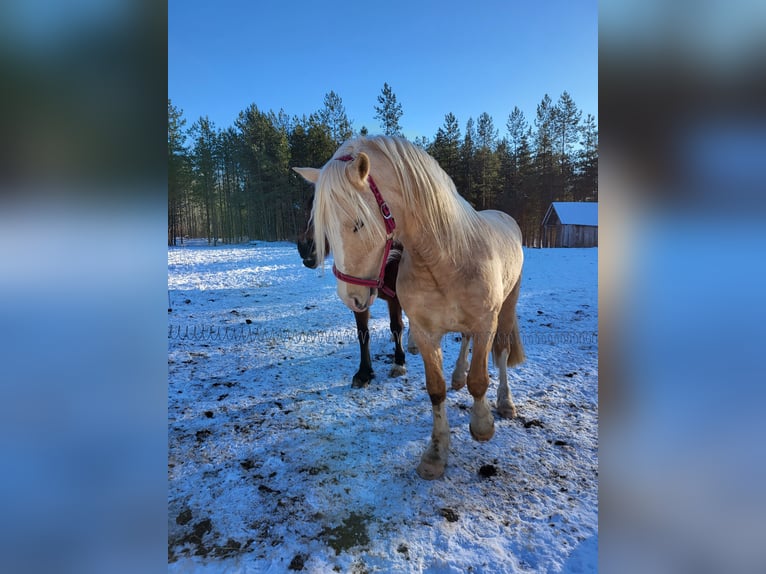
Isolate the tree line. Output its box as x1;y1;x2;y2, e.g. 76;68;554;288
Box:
168;84;597;247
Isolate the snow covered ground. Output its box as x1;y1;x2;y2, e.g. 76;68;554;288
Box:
168;241;598;573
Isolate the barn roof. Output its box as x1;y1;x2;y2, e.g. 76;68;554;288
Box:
543;202;598;227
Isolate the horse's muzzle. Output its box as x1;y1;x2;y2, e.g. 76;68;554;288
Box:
297;238;318;269
347;288;376;313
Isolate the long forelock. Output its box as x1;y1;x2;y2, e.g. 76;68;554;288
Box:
311;155;387;269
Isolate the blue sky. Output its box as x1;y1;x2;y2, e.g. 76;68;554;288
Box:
169;0;597;141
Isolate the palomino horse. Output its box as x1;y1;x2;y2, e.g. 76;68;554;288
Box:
294;135;525;479
295;188;411;387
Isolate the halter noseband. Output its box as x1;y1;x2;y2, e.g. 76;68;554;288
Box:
331;154;396;299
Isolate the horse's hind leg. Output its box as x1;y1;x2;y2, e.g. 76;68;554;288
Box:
387;298;407;377
466;328;496;442
493;278;525;418
352;309;374;388
494;348;516;418
406;328;419;355
450;333;470;390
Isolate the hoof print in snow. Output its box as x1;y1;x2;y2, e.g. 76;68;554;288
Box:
288;553;307;570
213;538;242;558
439;508;459;522
478;464;497;478
523;418;544;429
187;518;212;546
397;543;410;559
176;508;192;525
258;484;281;495
195;429;212;442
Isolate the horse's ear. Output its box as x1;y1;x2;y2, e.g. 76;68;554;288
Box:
345;152;370;190
292;167;319;183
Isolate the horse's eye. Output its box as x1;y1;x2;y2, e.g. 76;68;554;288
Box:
353;219;365;233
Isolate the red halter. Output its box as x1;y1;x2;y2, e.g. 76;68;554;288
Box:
331;155;397;299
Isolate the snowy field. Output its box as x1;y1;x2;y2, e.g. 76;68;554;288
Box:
168;241;598;573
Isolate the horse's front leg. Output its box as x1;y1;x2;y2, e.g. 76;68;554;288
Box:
466;330;496;442
352;309;374;388
412;331;450;480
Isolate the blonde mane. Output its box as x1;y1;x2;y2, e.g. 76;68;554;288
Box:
312;135;485;267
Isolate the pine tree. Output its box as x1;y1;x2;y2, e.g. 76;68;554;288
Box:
496;137;514;214
552;92;582;160
476;112;498;150
504;106;530;224
552;91;582;199
234;105;292;240
190;116;219;244
475;112;500;209
534;94;555;163
373;82;403;136
218;126;248;242
506;106;529;164
531;95;556;246
516;128;535;246
290;113;337;237
318;91;353;145
413;136;430;149
305;112;337;165
168;99;191;246
428;112;461;180
458;117;477;205
575;113;598;201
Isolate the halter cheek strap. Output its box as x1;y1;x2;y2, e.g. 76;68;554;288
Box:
331;155;397;298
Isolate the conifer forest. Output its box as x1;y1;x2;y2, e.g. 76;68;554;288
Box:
168;86;597;247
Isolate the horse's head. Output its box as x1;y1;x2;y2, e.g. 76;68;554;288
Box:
295;188;318;268
296;230;317;269
293;151;391;313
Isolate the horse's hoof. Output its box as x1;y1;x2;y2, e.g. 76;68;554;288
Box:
469;421;495;442
388;364;406;378
451;374;467;390
496;403;517;419
351;373;373;388
416;459;446;480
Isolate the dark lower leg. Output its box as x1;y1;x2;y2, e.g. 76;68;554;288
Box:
387;299;405;367
352;310;373;388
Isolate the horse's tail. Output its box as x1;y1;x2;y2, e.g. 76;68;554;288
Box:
493;276;525;367
505;313;525;366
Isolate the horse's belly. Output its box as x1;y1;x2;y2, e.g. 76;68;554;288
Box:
397;247;519;334
398;277;497;335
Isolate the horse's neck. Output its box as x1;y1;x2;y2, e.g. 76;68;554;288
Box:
397;202;477;268
398;225;455;277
